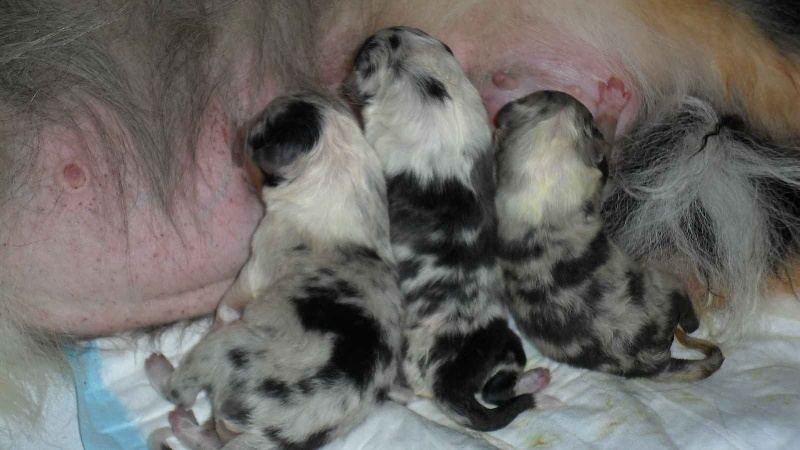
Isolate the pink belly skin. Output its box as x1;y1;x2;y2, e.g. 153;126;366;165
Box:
1;100;266;337
3;9;641;337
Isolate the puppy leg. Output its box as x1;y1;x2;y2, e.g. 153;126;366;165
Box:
387;385;417;405
513;368;551;396
212;281;248;330
220;433;279;450
145;353;177;401
146;329;231;407
148;427;179;450
169;407;224;450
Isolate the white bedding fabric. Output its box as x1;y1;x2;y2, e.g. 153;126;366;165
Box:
6;295;800;450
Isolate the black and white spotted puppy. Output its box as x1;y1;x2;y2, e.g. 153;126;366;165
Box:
352;27;556;432
144;93;403;450
494;91;724;381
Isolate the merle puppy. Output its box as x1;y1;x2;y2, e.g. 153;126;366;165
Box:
494;91;724;381
352;27;555;432
144;93;403;450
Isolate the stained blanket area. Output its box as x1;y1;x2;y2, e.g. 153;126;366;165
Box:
8;295;800;450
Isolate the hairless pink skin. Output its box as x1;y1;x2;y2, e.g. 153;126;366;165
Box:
167;407;223;450
1;12;638;337
514;368;551;396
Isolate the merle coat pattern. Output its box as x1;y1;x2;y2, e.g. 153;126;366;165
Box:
145;93;403;450
494;91;724;382
352;27;553;432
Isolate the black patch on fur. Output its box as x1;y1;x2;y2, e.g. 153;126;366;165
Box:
755;173;800;260
302;284;340;303
259;378;291;403
388;34;401;50
297;378;315;395
250;99;322;184
377;386;389;402
431;319;531;431
227;348;249;369
263;427;332;450
335;280;360;298
343;244;381;263
517;286;548;305
387;171;496;271
672;292;700;333
598;157;609;184
481;370;518;405
732;0;800;52
219;395;252;426
417;76;450;102
404;276;479;312
629;321;662;357
584;278;607;306
551;233;610;288
442;43;454;56
626;271;645;306
294;282;391;388
261;169;285;188
521;300;594;346
354;36;381;78
569;343;613;370
499;235;544;262
398;258;422;281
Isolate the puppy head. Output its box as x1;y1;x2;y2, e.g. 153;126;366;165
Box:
495;91;608;171
351;27;489;161
494;91;609;226
352;27;460;102
245;92;391;247
245;93;330;190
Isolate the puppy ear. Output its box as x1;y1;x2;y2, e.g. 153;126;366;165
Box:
494;102;517;129
248;98;323;185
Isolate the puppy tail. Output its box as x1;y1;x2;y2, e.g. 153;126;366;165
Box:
436;390;537;432
655;328;724;382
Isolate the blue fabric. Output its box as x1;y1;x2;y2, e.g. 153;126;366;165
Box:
66;343;148;450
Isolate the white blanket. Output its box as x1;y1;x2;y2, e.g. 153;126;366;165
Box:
8;295;800;450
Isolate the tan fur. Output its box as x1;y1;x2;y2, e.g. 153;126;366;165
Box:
627;0;800;139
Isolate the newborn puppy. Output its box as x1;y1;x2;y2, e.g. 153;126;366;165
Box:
352;27;554;432
145;92;403;450
495;91;724;381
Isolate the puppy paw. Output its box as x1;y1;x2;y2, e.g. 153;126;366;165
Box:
216;304;242;324
169;408;224;450
514;367;551;395
169;407;201;437
387;385;418;405
145;353;175;399
148;427;178;450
